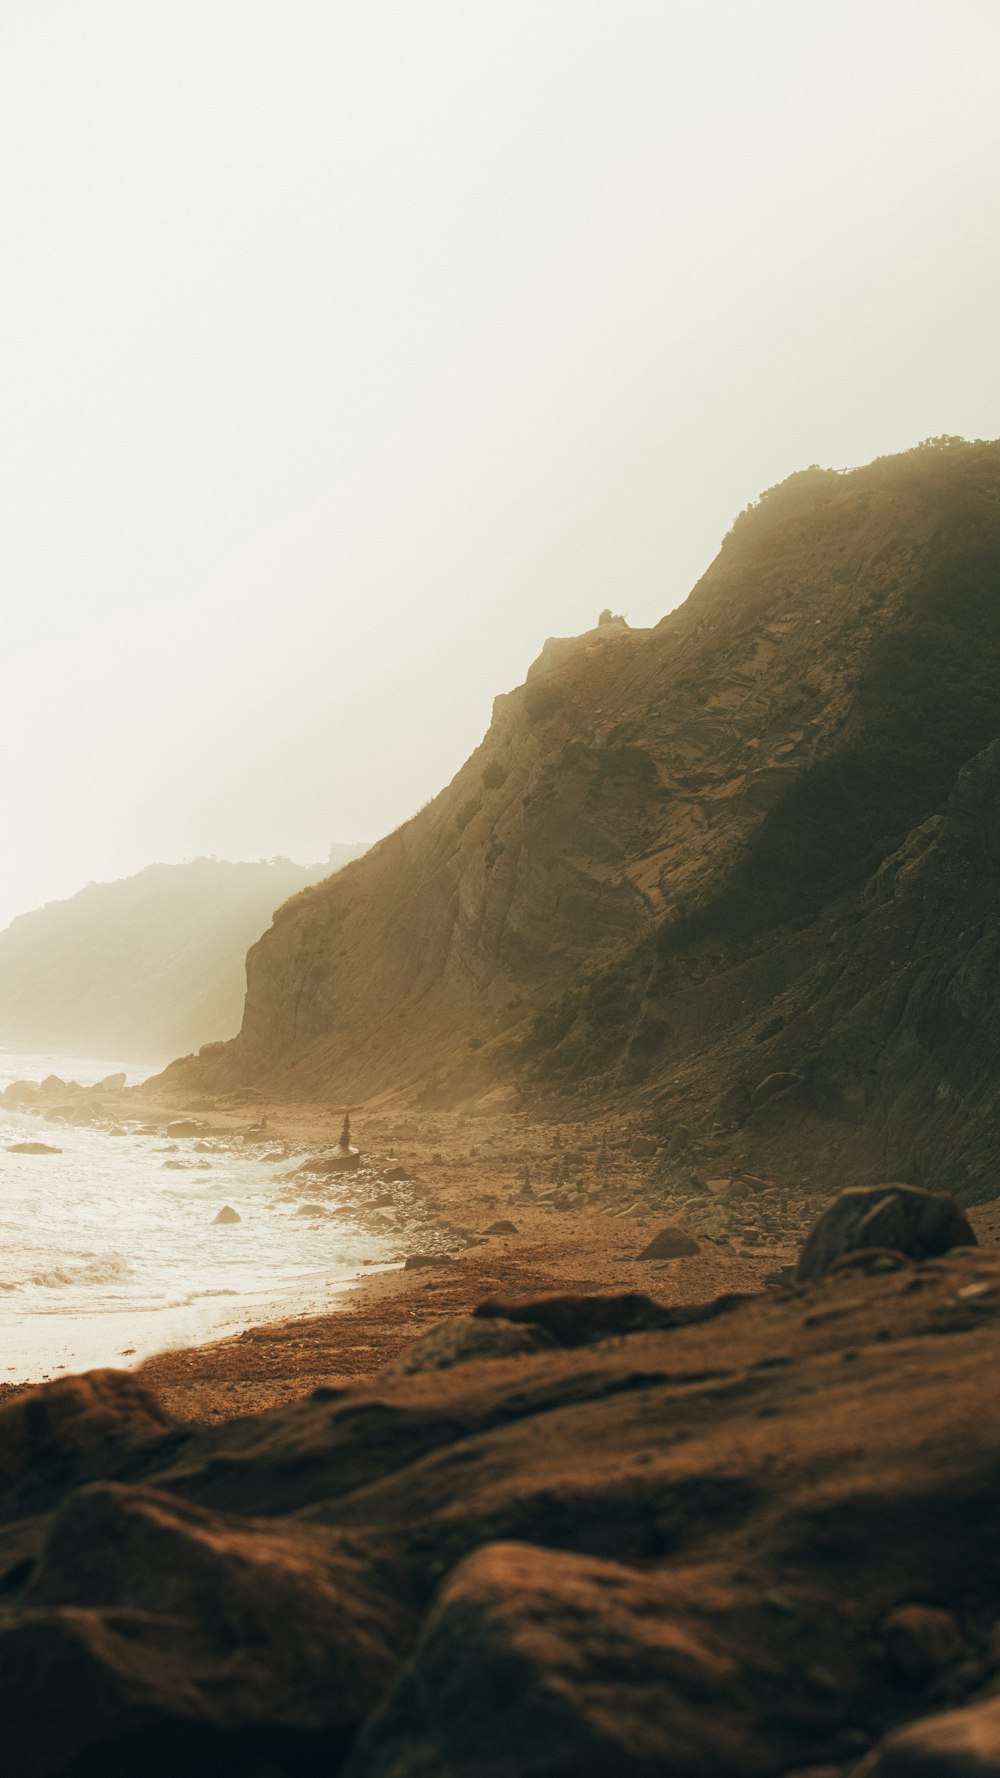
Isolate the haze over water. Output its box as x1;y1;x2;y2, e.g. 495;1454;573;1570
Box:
0;1050;390;1382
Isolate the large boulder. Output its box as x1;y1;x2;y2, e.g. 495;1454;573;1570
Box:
3;1481;410;1777
342;1541;768;1778
0;1372;173;1498
796;1185;976;1282
36;1075;77;1100
1;1080;38;1106
856;1692;1000;1775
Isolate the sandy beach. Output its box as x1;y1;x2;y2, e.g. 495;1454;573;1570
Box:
135;1196;797;1421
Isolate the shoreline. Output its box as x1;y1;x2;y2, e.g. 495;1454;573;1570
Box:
116;1087;807;1419
7;1072;1000;1424
0;1073;802;1417
134;1207;798;1422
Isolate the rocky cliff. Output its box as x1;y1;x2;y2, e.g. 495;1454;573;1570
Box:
164;439;1000;1199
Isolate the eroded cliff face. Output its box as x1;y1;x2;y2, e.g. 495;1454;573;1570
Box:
161;440;1000;1181
605;736;1000;1204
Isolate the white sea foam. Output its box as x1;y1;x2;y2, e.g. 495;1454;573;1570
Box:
0;1050;392;1382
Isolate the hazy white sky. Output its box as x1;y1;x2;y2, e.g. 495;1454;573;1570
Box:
2;1;999;930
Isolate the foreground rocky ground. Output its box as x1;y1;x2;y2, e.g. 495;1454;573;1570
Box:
0;1234;999;1776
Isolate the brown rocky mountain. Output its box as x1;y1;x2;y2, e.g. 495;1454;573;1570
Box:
163;438;1000;1202
0;849;366;1062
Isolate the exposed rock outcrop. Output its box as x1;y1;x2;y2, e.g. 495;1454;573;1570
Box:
0;1257;999;1772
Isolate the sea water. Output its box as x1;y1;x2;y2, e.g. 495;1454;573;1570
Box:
0;1049;392;1383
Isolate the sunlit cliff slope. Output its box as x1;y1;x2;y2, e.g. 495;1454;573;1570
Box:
165;439;1000;1198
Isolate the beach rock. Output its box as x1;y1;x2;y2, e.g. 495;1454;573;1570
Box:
630;1134;658;1158
483;1220;518;1236
6;1481;409;1777
403;1254;454;1270
342;1541;766;1778
474;1290;677;1346
6;1141;61;1156
0;1372;172;1495
95;1072;127;1091
636;1224;699;1260
212;1206;241;1225
36;1075;73;1100
302;1146;362;1174
383;1162;410;1182
381;1317;558;1377
880;1604;965;1680
59;1099;105;1125
1;1080;38;1106
165;1118;209;1138
797;1186;977;1282
296;1203;326;1217
855;1693;1000;1775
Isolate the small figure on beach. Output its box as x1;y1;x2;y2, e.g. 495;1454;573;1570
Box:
339;1112;351;1150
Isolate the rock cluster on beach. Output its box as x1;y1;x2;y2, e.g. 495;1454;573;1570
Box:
0;1182;994;1778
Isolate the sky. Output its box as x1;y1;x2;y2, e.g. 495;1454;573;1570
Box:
1;1;999;931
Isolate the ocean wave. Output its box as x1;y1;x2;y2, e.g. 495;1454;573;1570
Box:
29;1253;132;1289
